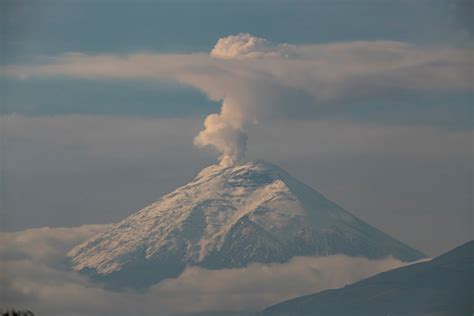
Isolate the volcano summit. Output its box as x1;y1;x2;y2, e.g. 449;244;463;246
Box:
68;161;424;288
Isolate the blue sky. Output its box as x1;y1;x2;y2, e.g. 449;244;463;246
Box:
1;0;472;256
4;0;460;58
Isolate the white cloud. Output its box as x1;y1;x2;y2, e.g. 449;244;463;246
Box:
2;35;471;165
193;99;248;166
210;33;292;59
0;224;107;263
0;225;416;316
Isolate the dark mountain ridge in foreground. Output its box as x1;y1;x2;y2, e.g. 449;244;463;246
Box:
261;240;474;316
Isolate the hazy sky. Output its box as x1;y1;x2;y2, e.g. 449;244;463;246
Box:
1;0;472;256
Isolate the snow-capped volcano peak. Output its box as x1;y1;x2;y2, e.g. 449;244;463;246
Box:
68;160;424;288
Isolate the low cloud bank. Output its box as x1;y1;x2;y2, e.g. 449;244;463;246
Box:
1;225;417;316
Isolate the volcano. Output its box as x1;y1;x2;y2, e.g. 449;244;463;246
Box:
68;160;424;288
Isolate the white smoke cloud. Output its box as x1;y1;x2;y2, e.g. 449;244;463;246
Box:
197;34;291;165
0;225;418;316
210;33;292;59
193;98;248;166
2;34;472;165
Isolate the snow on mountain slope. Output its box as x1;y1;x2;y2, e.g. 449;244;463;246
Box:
68;161;424;288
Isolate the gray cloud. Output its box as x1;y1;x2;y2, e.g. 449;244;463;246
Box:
0;225;414;316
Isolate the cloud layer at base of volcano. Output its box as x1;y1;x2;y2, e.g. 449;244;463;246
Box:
1;225;416;316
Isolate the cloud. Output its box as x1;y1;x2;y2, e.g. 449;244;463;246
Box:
193;101;248;166
2;35;472;165
0;225;107;263
0;225;416;316
210;33;292;59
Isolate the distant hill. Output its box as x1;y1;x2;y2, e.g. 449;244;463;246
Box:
261;240;473;316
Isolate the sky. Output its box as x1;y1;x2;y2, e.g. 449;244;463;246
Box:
0;0;473;257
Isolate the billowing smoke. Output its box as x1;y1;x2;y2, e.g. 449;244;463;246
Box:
210;33;291;59
193;98;248;167
196;34;289;166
